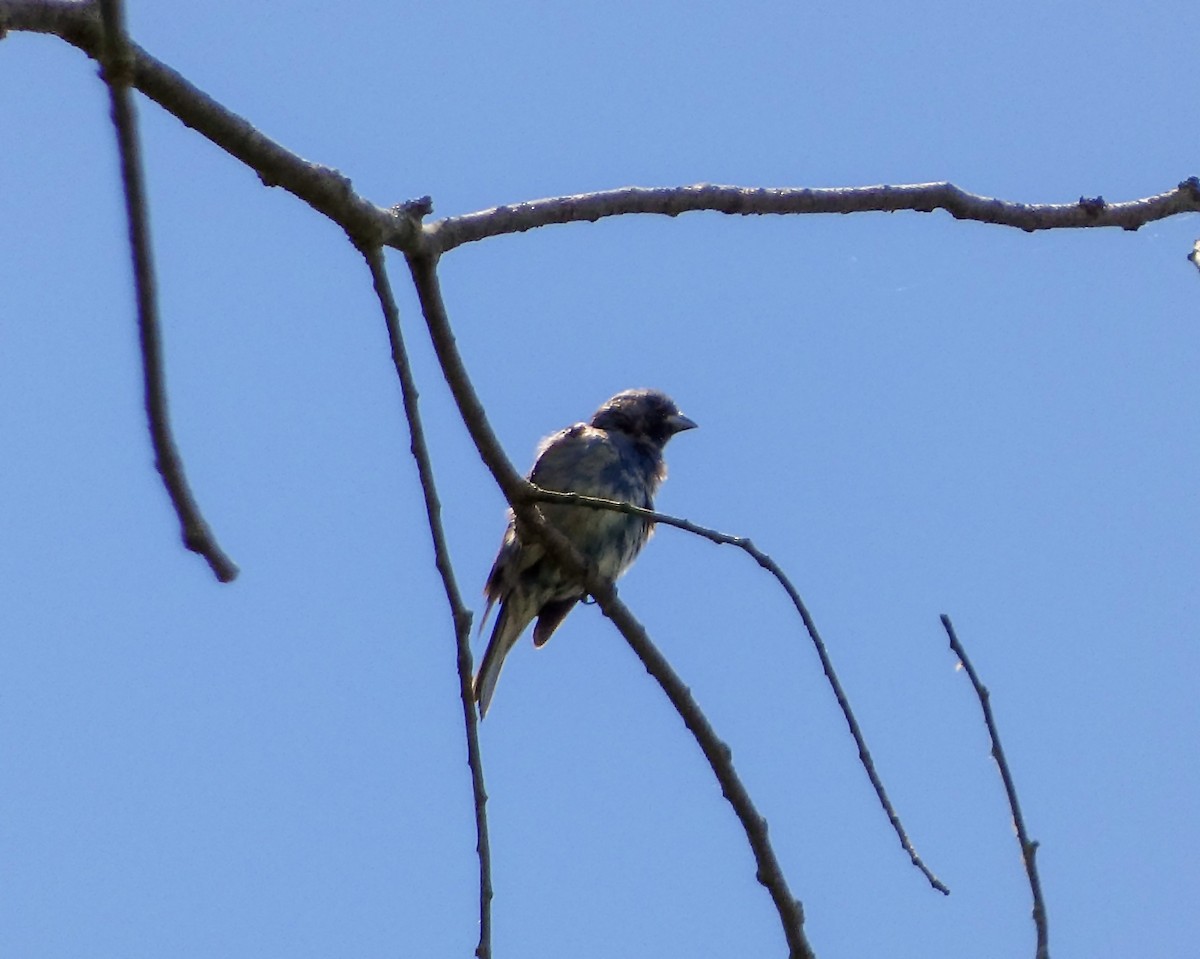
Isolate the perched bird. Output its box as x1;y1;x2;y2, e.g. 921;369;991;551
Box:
473;389;697;717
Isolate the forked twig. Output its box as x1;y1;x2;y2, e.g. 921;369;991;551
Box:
360;245;492;959
941;614;1049;959
523;487;949;894
96;0;238;582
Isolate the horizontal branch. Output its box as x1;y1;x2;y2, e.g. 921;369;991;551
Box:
424;179;1200;253
8;1;1199;264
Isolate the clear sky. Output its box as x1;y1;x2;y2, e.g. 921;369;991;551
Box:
2;2;1197;957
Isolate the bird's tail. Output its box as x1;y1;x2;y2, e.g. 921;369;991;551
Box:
473;599;534;718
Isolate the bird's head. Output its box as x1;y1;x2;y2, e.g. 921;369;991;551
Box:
590;389;697;448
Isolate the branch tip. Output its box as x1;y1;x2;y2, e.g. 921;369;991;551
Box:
96;0;238;583
940;615;1049;955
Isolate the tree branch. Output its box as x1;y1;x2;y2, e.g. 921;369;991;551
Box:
95;0;238;582
522;486;948;894
424;180;1200;254
578;549;814;959
406;250;815;959
6;1;1199;266
940;615;1049;959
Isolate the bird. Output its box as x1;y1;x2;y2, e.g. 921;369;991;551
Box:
473;388;697;717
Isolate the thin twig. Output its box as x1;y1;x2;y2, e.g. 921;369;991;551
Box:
523;487;948;894
96;0;238;582
940;614;1049;959
359;244;491;959
405;250;814;959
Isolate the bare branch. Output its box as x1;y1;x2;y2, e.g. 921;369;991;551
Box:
940;615;1049;959
401;253;526;499
425;180;1200;254
405;250;815;959
522;486;948;895
359;245;492;959
95;0;238;582
8;1;1198;270
571;539;815;959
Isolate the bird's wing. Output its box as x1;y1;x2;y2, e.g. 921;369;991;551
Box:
530;425;622;494
530;425;653;579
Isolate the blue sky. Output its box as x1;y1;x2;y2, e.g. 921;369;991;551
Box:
2;1;1197;957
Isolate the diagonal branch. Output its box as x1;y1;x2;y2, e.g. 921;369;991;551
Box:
405;249;815;959
940;614;1049;959
2;0;419;252
359;244;492;959
522;486;948;894
425;180;1200;253
543;516;815;959
95;0;238;582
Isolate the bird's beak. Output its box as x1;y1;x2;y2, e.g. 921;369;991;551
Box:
667;412;698;434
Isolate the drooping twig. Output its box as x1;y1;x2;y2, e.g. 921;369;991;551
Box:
359;244;491;959
940;614;1048;959
405;250;815;959
95;0;238;582
524;487;948;894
